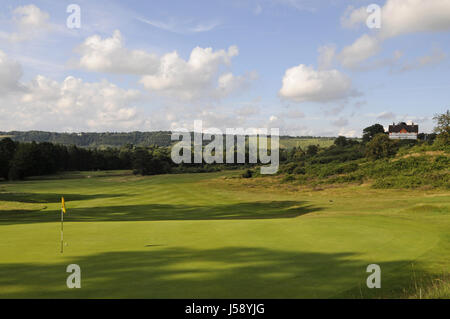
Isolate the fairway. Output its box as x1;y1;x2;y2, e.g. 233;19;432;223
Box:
0;171;449;298
279;138;335;149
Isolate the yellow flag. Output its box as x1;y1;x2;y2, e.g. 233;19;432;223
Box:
61;197;66;214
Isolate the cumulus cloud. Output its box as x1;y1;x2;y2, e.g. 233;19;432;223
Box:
341;6;368;29
4;76;141;131
76;30;160;74
76;31;249;101
0;51;143;131
380;0;450;39
339;0;450;69
0;50;23;93
279;64;358;103
139;45;246;100
13;4;50;29
341;0;450;37
338;34;381;69
0;4;51;42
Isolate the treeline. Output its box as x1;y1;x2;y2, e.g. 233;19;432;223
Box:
0;130;337;149
1;111;448;182
0;138;256;180
0;131;173;148
0;139;176;180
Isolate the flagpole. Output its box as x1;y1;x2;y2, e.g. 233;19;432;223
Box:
61;207;64;254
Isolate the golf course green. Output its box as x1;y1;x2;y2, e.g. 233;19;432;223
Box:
0;171;448;298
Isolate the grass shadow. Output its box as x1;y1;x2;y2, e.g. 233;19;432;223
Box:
0;200;322;224
0;192;124;203
0;246;426;298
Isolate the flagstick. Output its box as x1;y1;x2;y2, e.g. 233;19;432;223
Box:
60;207;64;254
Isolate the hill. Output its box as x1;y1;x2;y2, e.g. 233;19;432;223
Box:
0;131;336;149
0;131;173;148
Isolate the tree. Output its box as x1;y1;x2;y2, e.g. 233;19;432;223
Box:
306;144;319;156
8;142;37;180
365;133;398;160
334;136;349;147
242;169;253;178
433;110;450;144
132;147;171;176
0;138;17;180
362;124;385;143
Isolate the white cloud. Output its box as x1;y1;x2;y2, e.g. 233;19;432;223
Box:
12;76;141;131
380;0;450;39
0;5;51;42
341;0;450;37
339;0;450;70
76;30;159;74
13;4;50;29
0;50;23;93
216;71;257;98
338;128;357;137
0;51;143;131
338;34;381;69
396;47;447;72
139;45;244;100
279;64;357;103
76;31;248;101
341;6;367;29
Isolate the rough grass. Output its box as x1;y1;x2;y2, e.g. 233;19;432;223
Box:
0;171;448;298
279;149;450;190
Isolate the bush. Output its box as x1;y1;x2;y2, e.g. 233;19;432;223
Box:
282;174;296;182
306;145;319;156
365;134;398;160
242;169;253;178
293;166;306;175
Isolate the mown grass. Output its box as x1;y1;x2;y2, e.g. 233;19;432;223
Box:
279;138;335;149
0;171;448;298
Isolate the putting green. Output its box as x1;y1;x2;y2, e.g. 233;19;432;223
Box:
0;171;448;298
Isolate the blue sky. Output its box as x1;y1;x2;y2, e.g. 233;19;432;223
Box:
0;0;449;136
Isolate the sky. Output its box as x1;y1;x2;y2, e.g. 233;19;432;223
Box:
0;0;449;137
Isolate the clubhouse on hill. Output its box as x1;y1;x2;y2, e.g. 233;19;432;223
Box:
388;122;418;140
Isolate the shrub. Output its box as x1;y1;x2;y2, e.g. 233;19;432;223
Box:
242;169;253;178
293;166;306;175
365;134;398;160
282;174;296;182
306;145;319;156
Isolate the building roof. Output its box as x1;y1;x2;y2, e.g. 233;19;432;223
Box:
388;122;419;133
